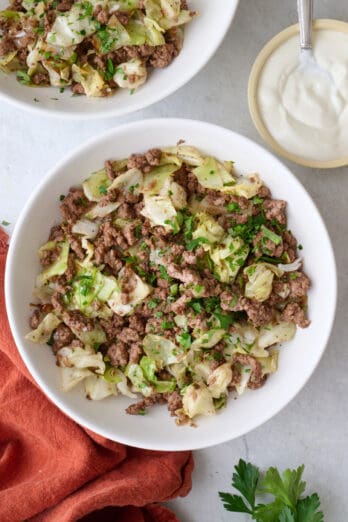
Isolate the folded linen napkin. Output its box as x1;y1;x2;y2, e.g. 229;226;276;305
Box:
0;229;193;522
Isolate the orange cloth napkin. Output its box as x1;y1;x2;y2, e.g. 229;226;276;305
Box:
0;229;193;522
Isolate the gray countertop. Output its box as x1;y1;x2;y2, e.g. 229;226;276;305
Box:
1;1;347;520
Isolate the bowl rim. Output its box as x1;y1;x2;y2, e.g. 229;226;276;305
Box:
5;118;337;449
248;19;348;169
0;1;239;120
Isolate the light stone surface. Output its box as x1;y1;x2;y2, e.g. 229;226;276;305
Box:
0;1;347;520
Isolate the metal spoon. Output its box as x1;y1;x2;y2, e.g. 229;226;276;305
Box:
297;0;330;77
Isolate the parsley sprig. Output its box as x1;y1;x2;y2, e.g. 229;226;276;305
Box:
219;460;324;522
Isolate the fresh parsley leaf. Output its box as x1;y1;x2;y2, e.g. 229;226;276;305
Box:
260;465;306;510
232;459;259;510
176;332;192;350
218;492;252;514
186;237;209;251
278;506;296;522
297;494;324;522
254;500;287;522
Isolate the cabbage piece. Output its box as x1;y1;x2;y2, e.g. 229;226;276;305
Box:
85;201;120;219
193;361;213;382
142;164;178;195
0;50;17;72
72;64;106;97
85;374;117;400
57;346;105;374
141;194;177;229
235;366;252;396
110;0;140;11
93;15;131;53
225;324;269;359
173;315;188;330
47;5;97;47
278;258;302;272
143;0;162;20
160;0;180;19
159;10;194;30
60;367;92;391
42;61;71;87
25;313;61;344
192;156;235;191
37;241;69;286
244;263;275;302
108;268;151;316
142;334;180;365
70;266;118;311
72;219;99;239
162;145;204;166
207;363;233;399
126;363;153;396
182;384;215;419
167;362;187;388
80;238;94;266
210;237;249;283
140;356;176;393
143;16;165;45
258;351;279;376
191;329;225;349
83;168;110;202
221;173;262;198
168;181;187;209
114;58;147;89
258;322;296;349
108;168;143;194
125;17;147;45
192;212;225;246
114;370;137;398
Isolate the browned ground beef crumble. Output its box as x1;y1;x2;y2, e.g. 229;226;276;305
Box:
28;145;310;423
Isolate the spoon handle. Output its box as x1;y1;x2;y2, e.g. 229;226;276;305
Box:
297;0;313;50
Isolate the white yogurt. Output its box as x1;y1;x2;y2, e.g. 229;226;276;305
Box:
257;29;348;162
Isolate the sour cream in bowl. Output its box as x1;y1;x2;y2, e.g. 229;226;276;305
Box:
248;19;348;169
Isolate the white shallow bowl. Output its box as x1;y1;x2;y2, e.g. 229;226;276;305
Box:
5;119;337;450
0;0;238;119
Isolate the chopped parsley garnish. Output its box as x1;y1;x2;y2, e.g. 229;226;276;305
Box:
59;194;65;201
290;272;298;280
186;237;209;251
226;202;241;213
1;220;10;226
158;265;171;281
189;299;202;314
98;184;108;195
148;298;160;309
129;183;139;194
135;224;142;239
17;70;31;85
228;211;267;244
170;284;179;296
298;244;303;250
176;332;192;350
261;225;282;245
160;320;175;330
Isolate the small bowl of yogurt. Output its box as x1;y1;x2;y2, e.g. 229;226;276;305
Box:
248;19;348;169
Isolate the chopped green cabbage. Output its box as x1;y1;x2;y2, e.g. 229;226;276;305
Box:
140;356;176;392
143;16;165;45
108;268;151;316
0;50;17;71
168;181;187;209
161;145;204;166
192;156;236;191
244;263;275;302
57;346;105;374
142;164;178;195
142;334;180;365
258;321;296;349
37;241;69;286
258;351;279;376
207;362;233;399
210;237;249;283
221;173;262;198
85;374;118;400
182;384;215;419
25;312;61;344
60;367;92;391
108;168;143;194
84;201;120;219
114;59;147;89
72;219;99;239
83;168;110;202
225;324;269;358
47;5;98;47
141;194;177;229
192;212;225;246
126;363;153;397
191;329;225;349
72;63;106;97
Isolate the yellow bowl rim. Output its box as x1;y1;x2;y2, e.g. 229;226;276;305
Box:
248;19;348;169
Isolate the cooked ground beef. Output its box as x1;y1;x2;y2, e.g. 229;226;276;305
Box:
126;393;167;415
60;188;90;223
52;324;75;353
